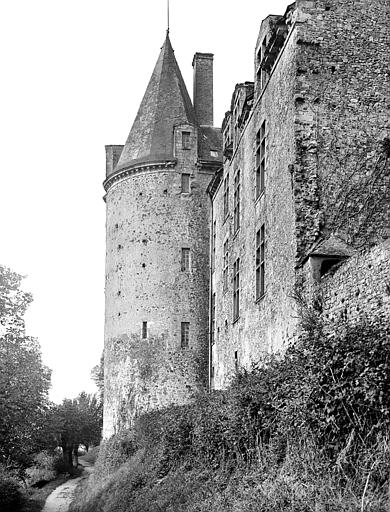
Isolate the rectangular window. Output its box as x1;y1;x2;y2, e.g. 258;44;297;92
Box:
181;248;190;271
212;221;216;272
223;172;229;219
211;293;216;345
256;121;266;198
182;131;191;149
181;322;190;348
142;321;147;339
233;103;239;148
233;258;240;321
233;170;241;233
256;225;265;299
181;173;190;193
223;239;229;292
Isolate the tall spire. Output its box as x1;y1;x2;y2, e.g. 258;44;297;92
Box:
167;0;170;35
116;33;197;172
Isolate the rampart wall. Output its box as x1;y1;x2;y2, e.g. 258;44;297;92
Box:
293;0;390;259
321;240;390;327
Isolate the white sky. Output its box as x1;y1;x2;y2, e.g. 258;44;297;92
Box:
0;0;291;403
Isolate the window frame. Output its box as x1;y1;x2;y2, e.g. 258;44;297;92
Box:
181;247;191;272
255;121;266;199
233;257;240;322
182;131;191;150
181;322;190;349
223;172;229;220
223;238;229;292
211;293;216;345
256;224;265;300
212;221;216;272
233;169;241;234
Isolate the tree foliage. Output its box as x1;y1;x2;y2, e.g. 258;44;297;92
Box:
53;392;102;468
0;265;51;466
91;352;104;405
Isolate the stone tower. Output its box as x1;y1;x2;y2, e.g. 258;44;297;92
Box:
103;33;222;438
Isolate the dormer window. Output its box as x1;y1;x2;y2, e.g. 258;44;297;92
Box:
233;101;240;148
257;36;269;89
223;120;233;159
256;21;289;94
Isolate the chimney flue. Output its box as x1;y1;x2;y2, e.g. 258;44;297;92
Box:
192;53;214;126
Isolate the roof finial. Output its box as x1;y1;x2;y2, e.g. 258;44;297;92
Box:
167;0;170;35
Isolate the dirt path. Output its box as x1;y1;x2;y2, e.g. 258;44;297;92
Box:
42;461;93;512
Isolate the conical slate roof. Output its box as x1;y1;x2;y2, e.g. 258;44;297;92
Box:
116;33;197;171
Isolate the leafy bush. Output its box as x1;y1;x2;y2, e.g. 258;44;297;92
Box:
25;451;58;486
0;465;25;512
93;430;136;481
71;319;390;511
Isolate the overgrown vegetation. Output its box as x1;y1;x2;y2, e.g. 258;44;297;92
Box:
0;264;103;511
71;318;390;512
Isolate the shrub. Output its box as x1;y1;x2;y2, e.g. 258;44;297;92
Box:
73;319;390;511
0;465;25;512
93;430;136;481
25;451;57;486
80;446;100;464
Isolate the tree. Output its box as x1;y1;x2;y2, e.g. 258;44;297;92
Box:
53;392;102;469
0;265;51;466
91;352;104;405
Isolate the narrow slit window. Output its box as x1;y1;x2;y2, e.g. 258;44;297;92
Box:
233;258;240;321
223;172;229;218
256;225;265;299
223;239;229;292
181;322;190;348
181;248;190;271
212;221;216;272
233;170;241;233
142;321;147;339
211;293;216;345
256;121;266;198
181;173;190;193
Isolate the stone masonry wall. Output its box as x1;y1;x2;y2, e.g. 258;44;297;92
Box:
103;124;214;438
293;0;390;259
321;239;390;327
211;20;299;390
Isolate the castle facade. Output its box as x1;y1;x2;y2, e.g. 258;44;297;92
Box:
103;0;390;438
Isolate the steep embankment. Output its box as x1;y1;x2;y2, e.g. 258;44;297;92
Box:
71;321;390;512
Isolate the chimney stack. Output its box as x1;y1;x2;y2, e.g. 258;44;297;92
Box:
192;53;214;126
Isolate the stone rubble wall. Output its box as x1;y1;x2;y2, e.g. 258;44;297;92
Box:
292;0;390;259
321;239;390;327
